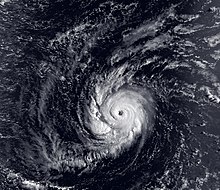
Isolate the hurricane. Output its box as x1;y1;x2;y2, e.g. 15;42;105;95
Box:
0;0;220;189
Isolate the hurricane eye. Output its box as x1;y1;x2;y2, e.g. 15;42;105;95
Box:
118;110;124;116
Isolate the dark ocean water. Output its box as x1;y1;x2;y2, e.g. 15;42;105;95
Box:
0;0;220;189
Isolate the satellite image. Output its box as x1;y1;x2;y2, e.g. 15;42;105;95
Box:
0;0;220;189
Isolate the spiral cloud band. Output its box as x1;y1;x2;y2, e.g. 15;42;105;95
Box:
0;1;220;190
